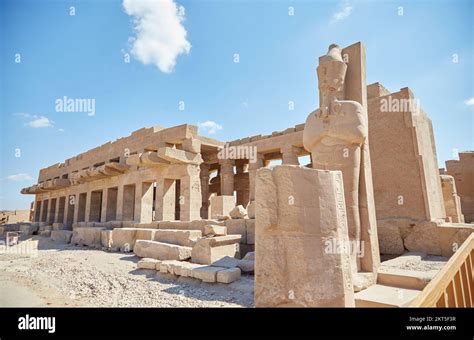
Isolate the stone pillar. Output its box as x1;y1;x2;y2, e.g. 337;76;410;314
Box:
100;188;108;222
116;185;124;221
84;192;92;222
235;161;250;207
156;178;176;221
200;163;210;219
45;199;52;224
281;146;300;165
38;199;44;222
255;165;354;307
53;197;60;223
248;154;265;202
32;200;38;222
180;165;202;221
220;159;235;196
440;175;464;223
135;182;154;223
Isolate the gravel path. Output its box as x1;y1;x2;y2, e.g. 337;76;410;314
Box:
0;236;254;307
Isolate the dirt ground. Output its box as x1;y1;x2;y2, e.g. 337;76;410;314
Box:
0;236;254;307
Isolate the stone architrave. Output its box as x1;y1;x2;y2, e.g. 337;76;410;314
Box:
303;43;380;276
255;165;354;307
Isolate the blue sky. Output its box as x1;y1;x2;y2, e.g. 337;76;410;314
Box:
1;0;473;210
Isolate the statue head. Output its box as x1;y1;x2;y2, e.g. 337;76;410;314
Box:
317;44;347;95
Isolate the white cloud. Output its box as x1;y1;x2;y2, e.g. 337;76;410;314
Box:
6;173;32;181
16;113;54;128
58;128;65;132
332;2;353;22
123;0;191;73
464;97;474;106
26;116;54;128
198;120;223;134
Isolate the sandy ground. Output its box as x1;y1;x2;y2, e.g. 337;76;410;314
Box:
0;236;254;307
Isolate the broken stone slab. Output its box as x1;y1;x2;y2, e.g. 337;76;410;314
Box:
225;219;246;241
192;266;224;283
39;225;53;232
217;267;241;284
71;227;105;247
230;205;248;219
153;229;202;247
377;267;437;290
134;240;192;261
111;228;156;252
191;235;241;265
204;225;227;236
211;256;240;268
51;230;73;244
137;258;161;270
242;251;254;261
159;260;184;274
237;259;254;273
19;224;38;236
39;230;51;237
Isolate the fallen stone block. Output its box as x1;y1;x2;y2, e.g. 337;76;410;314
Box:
217;267;241;283
159;260;183;274
101;230;112;248
230;205;247;219
153;229;202;247
134;240;192;261
138;258;161;270
237;259;254;273
111;228;156;251
19;224;38;236
211;256;239;268
192;266;224;283
204;225;227;236
71;227;105;247
242;251;254;261
225;219;247;240
191;235;241;265
51;230;73;244
39;230;52;237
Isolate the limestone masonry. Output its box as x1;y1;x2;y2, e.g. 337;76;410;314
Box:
15;41;473;307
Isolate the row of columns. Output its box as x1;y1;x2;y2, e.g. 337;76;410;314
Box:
203;145;302;207
34;172;203;225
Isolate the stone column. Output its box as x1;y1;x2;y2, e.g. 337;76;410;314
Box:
248;154;265;202
63;195;70;224
84;192;91;223
281;146;300;165
219;159;235;196
116;185;124;221
37;200;43;223
100;188;108;222
235;161;250;206
200;163;210;219
54;197;60;223
135;182;154;223
156;178;176;221
45;199;52;224
180;165;202;221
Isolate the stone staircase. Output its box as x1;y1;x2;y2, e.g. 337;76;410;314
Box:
355;252;447;307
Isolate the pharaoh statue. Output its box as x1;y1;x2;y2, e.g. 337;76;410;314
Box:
303;43;379;282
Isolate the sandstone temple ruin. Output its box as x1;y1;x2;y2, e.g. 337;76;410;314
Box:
12;42;474;307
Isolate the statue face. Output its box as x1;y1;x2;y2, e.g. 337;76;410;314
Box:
317;59;347;94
